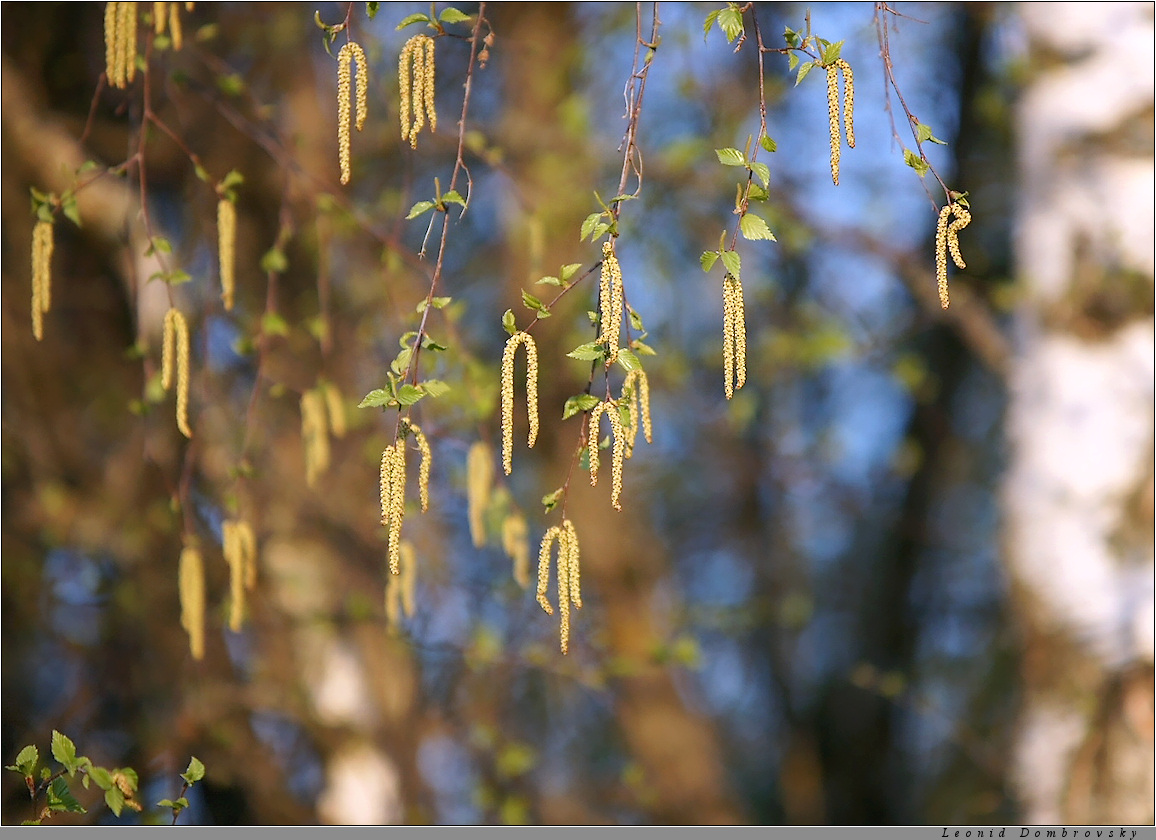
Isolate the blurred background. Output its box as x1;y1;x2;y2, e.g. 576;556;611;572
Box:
2;1;1152;825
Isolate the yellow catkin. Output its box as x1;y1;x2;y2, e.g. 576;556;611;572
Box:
31;220;53;341
563;518;581;610
935;203;952;309
105;4;121;85
169;1;182;50
599;241;624;362
947;204;971;270
502;512;530;588
119;3;138;87
380;445;396;526
399;35;435;148
466;441;493;547
161;307;193;438
322;382;346;439
217;198;236;310
388;438;407;576
178;544;205;661
622;367;652;457
837;59;855;148
826;63;841;185
588;400;626;511
154;2;166;34
500;331;539;475
223;519;257;631
722;274;746;399
536;525;573;654
336;42;367;185
408;423;432;513
301;389;329;487
935;202;971;309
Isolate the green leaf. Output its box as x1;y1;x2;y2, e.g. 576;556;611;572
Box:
579;212;601;242
395;12;430;29
157;797;189;810
783;26;801;48
146;236;172;256
747;183;769;202
536;275;562;287
406;200;436;220
740;213;776;241
720;250;741;281
417;296;453;312
104;785;125;817
750;161;771;189
220;169;244;190
903;149;930;178
700;251;720;273
628;307;644;332
559;263;582;282
915;121;947;145
795;61;815;86
395;384;425;406
261;312;290;337
181;756;206;785
6;745;38;776
717;6;743;42
820;40;844;65
501;309;517;336
164;269;192;286
715;147;746;167
260;247;288;273
51;731;79;775
440;190;466;206
616;350;641;373
366;2;379;19
62;195;81;228
562;394;600;420
761;135;777;153
702;9;720;38
357;389;391;409
541;488;563;513
439;7;471;24
566;342;604;361
420;379;451;398
47;778;86;814
88;766;113;791
632;340;657;357
590;222;611;242
521;290;545;312
787;52;799;71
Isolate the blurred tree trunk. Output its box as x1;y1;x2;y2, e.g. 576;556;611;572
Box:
1005;3;1154;824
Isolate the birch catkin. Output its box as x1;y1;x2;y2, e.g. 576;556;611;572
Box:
223;519;257;632
622;367;652;457
935;202;971;309
161;308;192;438
588;400;626;511
500;331;539;475
408;423;432;512
722;273;746;400
466;441;493;547
217;198;236;310
30;220;54;341
385;438;407;576
399;35;436;148
336;42;368;185
536;520;581;654
301;389;329;487
502;511;530;588
825;59;855;184
599;241;624;362
178;544;205;660
837;59;855;148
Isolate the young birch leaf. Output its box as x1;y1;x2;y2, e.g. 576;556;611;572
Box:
715;147;746;167
395;12;430;29
439;8;471;24
440;190;466;206
51;731;79;775
536;276;563;287
406;201;436;220
702;9;719;38
720;250;741;281
579;212;601;242
820;40;844;65
559;263;583;282
566;342;604;361
181;757;206;785
562;394;600;420
740;213;776;241
788;52;800;71
761;136;777;153
717;6;743;42
616;350;641;373
903;149;930;177
420;379;451;398
395;385;426;406
6;745;38;776
357;389;391;409
701;251;720;272
795;61;815;86
501;309;517;335
750;161;771;189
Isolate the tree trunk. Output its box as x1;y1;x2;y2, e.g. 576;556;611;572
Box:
1005;3;1154;824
